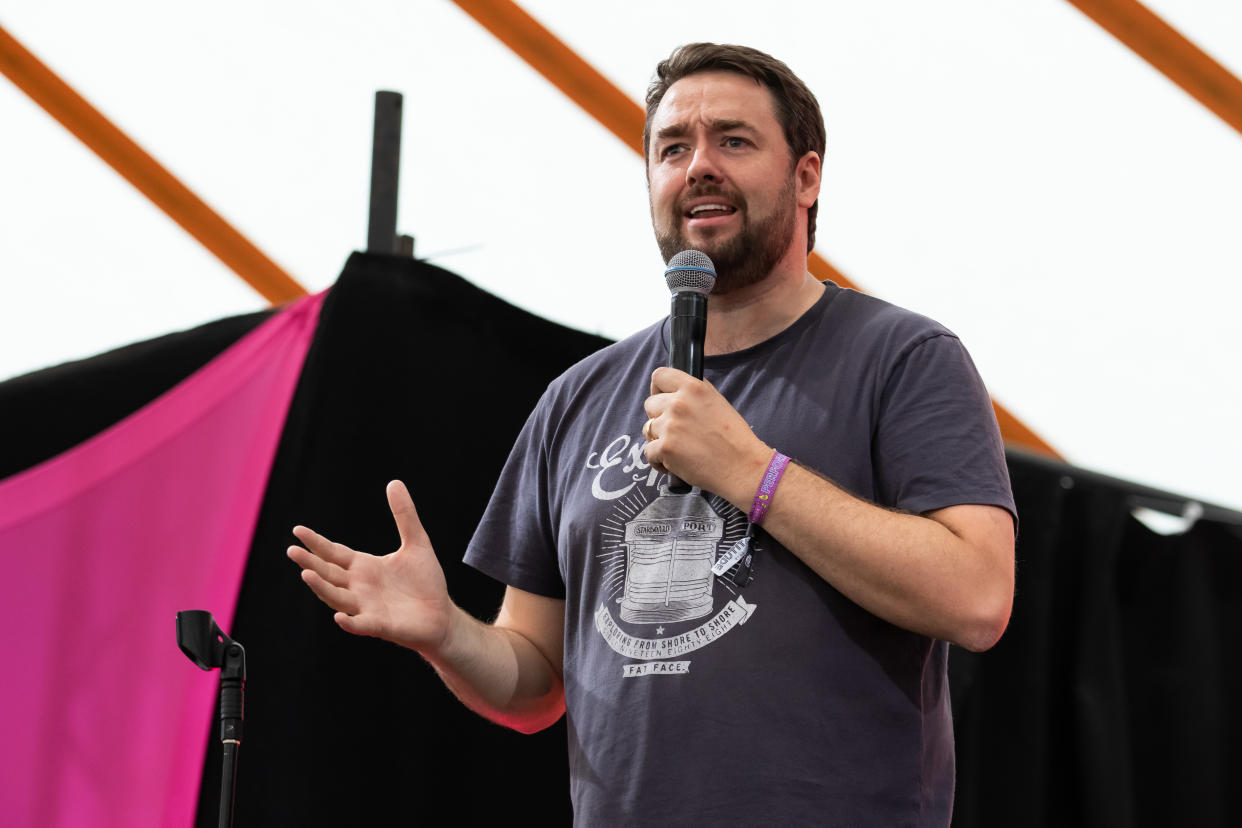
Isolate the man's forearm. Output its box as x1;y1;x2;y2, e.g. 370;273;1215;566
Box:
422;605;565;735
715;448;1014;652
643;368;1014;650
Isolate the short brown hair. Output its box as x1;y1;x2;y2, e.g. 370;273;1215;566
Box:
644;43;826;252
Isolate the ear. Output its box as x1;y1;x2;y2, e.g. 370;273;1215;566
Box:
794;151;822;209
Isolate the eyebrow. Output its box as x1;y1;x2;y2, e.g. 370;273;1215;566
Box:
654;118;757;142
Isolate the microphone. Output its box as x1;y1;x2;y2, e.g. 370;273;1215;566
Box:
663;250;716;493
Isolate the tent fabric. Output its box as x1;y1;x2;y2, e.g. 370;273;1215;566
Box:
0;291;323;827
0;309;274;481
3;252;1240;826
950;458;1242;828
197;252;607;825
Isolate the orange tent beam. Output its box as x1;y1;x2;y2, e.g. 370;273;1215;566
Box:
1066;0;1242;137
0;24;307;305
450;0;1061;458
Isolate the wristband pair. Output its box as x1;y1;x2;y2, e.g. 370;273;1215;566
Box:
749;451;790;524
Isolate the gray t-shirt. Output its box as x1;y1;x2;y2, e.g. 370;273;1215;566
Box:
465;284;1015;827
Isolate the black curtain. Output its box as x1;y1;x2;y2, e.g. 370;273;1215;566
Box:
201;253;607;825
950;458;1242;828
0;310;272;479
4;253;1239;827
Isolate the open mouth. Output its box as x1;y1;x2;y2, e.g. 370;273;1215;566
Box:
684;203;738;220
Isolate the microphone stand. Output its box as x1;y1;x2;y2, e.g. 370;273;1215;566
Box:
177;610;246;828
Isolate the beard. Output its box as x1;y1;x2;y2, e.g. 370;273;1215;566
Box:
655;175;798;295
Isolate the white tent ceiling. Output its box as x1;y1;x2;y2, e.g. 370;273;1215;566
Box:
1;1;1239;512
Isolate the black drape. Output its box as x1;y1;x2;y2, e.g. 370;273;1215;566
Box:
4;253;1239;827
0;310;271;479
950;458;1242;828
198;253;608;825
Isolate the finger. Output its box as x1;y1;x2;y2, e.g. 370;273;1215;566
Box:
643;395;661;419
287;545;349;587
335;611;379;638
300;568;361;615
650;367;667;395
387;480;430;549
650;366;689;394
291;525;356;568
642;437;667;474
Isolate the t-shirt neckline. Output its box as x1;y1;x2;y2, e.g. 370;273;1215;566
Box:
660;281;842;369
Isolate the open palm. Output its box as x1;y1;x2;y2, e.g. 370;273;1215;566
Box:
288;480;454;655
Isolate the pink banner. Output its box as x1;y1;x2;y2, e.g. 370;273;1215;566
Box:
0;292;324;827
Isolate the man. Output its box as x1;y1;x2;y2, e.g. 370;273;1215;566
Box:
289;43;1015;826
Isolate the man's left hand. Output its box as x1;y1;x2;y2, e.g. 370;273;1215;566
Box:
642;367;771;507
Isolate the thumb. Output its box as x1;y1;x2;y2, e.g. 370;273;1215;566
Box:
387;480;430;549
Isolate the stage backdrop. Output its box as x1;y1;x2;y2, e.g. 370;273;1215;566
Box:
0;292;323;827
2;252;1238;827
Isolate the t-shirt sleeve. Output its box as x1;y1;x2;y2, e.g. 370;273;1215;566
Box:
872;332;1017;525
462;391;567;599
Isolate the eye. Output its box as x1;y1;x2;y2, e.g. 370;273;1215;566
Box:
724;136;748;149
661;143;687;159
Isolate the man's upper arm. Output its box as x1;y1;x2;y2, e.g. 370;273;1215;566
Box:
493;585;566;677
872;332;1014;522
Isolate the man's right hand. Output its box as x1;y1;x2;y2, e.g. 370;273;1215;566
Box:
288;480;567;732
288;480;455;657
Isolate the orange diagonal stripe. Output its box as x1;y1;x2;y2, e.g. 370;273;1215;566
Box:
1067;0;1242;136
0;24;307;305
450;0;1061;458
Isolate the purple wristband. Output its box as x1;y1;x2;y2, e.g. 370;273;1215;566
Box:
749;451;790;524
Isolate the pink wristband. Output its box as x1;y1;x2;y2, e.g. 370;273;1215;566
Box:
749;451;790;524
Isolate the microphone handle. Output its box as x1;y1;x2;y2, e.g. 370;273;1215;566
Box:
669;292;707;377
667;291;707;493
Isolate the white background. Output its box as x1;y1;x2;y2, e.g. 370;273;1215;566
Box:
1;1;1239;511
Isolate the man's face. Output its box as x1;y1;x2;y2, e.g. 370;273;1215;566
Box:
647;71;801;294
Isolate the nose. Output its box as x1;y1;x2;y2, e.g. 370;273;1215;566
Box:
685;146;722;186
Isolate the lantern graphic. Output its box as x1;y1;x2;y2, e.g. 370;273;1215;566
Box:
619;486;723;624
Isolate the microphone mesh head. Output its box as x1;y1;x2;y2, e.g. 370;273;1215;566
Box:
665;250;717;295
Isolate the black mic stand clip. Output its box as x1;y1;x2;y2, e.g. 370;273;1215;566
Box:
176;610;246;828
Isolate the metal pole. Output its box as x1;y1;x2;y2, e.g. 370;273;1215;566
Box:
367;90;403;255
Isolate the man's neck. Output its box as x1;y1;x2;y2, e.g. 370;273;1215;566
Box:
703;264;825;356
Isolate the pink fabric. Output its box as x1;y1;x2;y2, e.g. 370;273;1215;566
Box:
0;291;324;828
